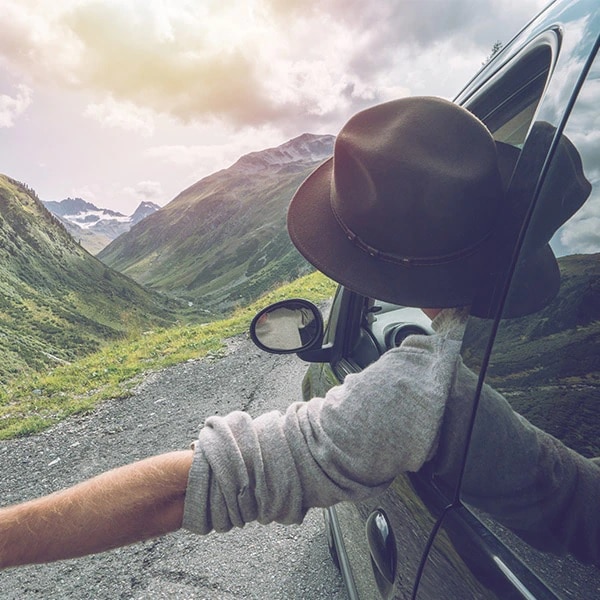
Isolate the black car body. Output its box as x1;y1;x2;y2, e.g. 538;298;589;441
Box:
252;1;600;597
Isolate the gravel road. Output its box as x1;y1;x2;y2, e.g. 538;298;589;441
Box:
0;335;347;599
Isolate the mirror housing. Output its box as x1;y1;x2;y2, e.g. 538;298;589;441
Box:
250;299;324;355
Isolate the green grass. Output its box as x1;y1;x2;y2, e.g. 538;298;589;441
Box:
0;272;336;440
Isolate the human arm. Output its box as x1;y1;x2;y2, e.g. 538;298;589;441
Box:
468;388;600;565
183;329;459;533
0;314;461;566
0;450;193;569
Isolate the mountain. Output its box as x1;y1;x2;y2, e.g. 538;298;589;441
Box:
0;175;182;384
43;198;161;254
98;133;335;313
131;201;161;224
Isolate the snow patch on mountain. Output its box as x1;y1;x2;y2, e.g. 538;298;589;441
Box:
44;198;159;230
43;198;161;253
64;209;130;230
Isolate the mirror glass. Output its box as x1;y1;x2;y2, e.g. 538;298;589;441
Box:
251;300;322;353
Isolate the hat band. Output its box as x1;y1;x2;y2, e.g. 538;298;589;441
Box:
331;202;493;268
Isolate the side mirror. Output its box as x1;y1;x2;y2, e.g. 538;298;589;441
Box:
250;299;324;354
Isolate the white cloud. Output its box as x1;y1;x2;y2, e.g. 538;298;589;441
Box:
121;180;164;207
68;184;99;204
0;0;547;134
0;83;32;127
84;97;155;136
0;0;554;217
560;211;600;254
0;2;83;84
145;145;215;167
145;125;289;174
131;180;163;200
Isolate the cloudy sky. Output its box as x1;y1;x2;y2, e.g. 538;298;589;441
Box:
0;0;549;214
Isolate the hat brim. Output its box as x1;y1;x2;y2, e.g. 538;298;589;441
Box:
288;152;561;315
288;158;495;309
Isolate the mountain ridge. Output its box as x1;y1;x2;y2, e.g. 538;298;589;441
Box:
231;132;334;173
98;133;335;312
43;198;161;254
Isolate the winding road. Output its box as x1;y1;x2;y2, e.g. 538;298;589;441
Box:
0;335;347;599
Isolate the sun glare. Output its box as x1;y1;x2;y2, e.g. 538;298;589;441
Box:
144;0;269;56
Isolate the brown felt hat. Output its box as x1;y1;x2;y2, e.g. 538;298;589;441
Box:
288;97;591;317
287;97;590;316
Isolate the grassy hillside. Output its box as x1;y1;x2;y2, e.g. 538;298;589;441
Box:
0;271;336;440
98;136;333;313
0;175;188;385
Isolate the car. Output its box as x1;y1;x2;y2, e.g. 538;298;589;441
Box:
250;0;600;598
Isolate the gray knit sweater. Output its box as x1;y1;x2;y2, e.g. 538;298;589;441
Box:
182;308;600;566
182;308;464;533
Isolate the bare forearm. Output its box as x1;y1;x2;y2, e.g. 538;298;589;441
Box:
0;450;193;568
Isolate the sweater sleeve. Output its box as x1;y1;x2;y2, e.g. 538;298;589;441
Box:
182;332;460;535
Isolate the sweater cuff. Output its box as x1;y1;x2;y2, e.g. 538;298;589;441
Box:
182;443;213;534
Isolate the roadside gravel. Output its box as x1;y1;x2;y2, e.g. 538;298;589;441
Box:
0;334;347;599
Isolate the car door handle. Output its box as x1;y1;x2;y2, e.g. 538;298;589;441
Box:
366;509;397;597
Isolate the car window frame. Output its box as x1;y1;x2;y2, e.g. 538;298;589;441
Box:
412;19;600;600
466;31;559;143
413;16;600;599
323;286;371;381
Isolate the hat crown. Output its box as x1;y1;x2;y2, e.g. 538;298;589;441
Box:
330;97;503;262
287;97;521;311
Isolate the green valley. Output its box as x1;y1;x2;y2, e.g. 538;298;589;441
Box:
0;175;187;384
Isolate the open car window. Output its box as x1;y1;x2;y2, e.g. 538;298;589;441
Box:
340;40;557;375
459;38;600;600
468;40;555;146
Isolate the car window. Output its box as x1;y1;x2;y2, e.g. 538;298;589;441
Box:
468;41;554;146
345;298;433;370
461;47;600;598
416;12;600;596
330;41;556;380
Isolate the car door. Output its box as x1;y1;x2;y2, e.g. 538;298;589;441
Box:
307;8;567;600
303;285;448;600
416;3;600;599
